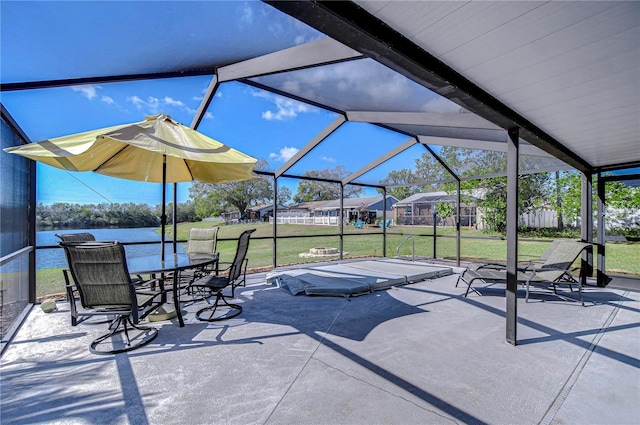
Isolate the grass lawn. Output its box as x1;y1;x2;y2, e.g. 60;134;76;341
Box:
34;222;640;299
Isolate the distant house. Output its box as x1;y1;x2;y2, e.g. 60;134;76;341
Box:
246;203;288;222
221;211;241;224
314;195;399;224
394;191;570;229
285;200;334;215
394;192;477;227
273;195;398;226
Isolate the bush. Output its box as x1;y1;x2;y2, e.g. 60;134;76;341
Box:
517;227;581;239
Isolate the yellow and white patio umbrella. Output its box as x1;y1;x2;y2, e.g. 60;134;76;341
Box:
4;113;258;256
4;113;257;183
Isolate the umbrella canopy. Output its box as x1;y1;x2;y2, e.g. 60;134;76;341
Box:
5;113;258;258
4;114;257;183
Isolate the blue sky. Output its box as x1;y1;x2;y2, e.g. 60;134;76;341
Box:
30;79;344;205
0;1;457;207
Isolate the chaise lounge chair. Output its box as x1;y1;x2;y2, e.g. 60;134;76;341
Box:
463;238;575;274
457;240;592;305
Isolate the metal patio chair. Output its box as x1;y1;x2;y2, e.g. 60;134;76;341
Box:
56;232;99;308
55;232;96;242
185;227;219;277
177;227;219;297
60;241;166;354
457;241;592;305
190;229;255;322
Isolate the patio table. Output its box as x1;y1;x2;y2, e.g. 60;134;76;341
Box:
127;253;218;327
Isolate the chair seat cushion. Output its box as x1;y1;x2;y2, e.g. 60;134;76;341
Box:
191;275;228;291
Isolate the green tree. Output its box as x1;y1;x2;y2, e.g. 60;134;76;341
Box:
276;186;292;206
36;202;160;228
556;171;640;229
555;171;582;227
413;147;552;233
189;159;272;218
377;169;421;200
293;165;363;203
190;182;227;218
164;201;198;224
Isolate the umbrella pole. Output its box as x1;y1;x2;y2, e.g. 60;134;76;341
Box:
173;183;177;254
161;155;167;260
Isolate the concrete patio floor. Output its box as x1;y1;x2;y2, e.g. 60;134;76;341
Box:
1;262;639;425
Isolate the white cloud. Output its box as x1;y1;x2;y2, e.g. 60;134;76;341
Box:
261;60;434;110
239;2;253;27
204;112;213;120
164;96;197;114
101;96;114;105
321;156;336;163
269;146;299;162
252;90;315;121
164;97;185;108
127;95;160;113
126;95;197;115
71;85;99;100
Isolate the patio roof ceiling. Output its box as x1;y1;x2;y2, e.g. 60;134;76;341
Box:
1;1;638;192
269;1;640;174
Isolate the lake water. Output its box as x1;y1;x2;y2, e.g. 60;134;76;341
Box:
37;228;186;270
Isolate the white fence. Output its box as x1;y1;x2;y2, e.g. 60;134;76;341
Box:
270;216;340;226
519;210;558;228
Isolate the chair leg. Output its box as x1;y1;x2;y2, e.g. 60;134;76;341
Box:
578;281;584;306
196;292;242;322
89;315;158;355
527;278;585;306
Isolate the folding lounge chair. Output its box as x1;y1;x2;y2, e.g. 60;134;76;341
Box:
455;239;577;289
465;239;572;272
457;241;592;305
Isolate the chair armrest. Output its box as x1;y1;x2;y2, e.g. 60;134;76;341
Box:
214;262;234;275
472;262;530;272
230;259;250;289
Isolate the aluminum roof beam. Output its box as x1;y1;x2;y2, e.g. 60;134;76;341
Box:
275;115;346;178
0;70;215;92
346;110;555;157
191;75;220;130
342;138;417;185
346;111;501;130
218;37;362;82
380;165;570;191
418;136;555;158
